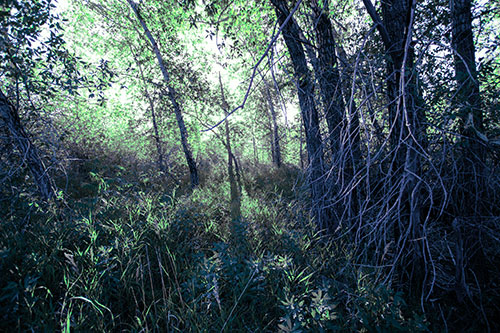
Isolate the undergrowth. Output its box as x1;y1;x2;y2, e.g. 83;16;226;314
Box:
0;161;428;332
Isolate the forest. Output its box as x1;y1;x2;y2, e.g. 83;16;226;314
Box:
1;0;499;331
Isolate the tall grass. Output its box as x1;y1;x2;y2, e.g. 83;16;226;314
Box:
1;161;428;331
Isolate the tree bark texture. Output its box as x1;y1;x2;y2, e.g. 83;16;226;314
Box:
450;0;483;134
331;27;363;218
450;0;486;215
0;89;54;199
271;0;336;231
311;0;364;219
363;0;424;290
363;0;421;155
127;0;199;188
311;0;346;157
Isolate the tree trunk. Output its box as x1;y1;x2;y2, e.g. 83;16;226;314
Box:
331;26;363;219
363;0;424;290
130;44;165;173
264;81;282;168
451;0;484;136
271;0;336;231
311;0;346;158
0;89;54;200
450;0;485;215
299;121;304;170
127;0;199;188
311;0;365;221
219;74;241;221
382;0;422;282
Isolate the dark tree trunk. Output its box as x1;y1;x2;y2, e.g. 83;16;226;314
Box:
363;0;424;290
255;64;282;168
450;0;490;299
271;0;336;231
382;0;422;279
311;0;364;220
311;0;345;157
127;0;199;188
451;0;483;135
0;89;54;200
219;74;241;221
363;0;422;212
268;115;276;164
299;121;304;170
264;81;282;168
450;0;486;215
170;89;199;188
332;26;363;217
149;94;164;172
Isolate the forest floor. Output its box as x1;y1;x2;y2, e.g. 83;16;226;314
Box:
0;158;463;332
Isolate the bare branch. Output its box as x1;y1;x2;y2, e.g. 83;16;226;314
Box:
202;0;304;132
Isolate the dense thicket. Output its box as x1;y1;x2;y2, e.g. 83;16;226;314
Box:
1;0;499;331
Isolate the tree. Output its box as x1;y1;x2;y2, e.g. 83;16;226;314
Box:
264;79;282;168
0;0;79;199
219;73;241;221
310;0;346;159
362;0;426;289
450;0;486;215
0;90;54;199
128;42;166;173
270;0;335;231
127;0;199;188
254;67;283;168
